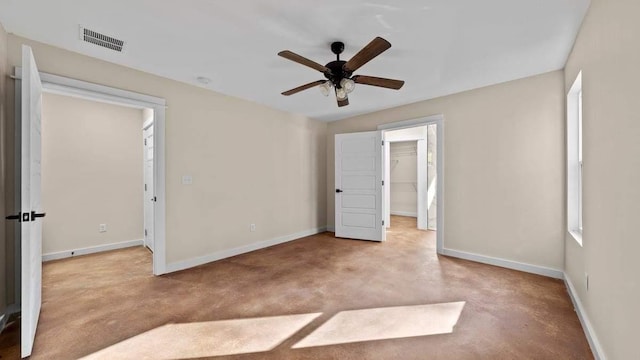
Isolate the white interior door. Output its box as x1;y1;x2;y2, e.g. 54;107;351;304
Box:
335;131;385;242
143;124;154;251
21;45;44;358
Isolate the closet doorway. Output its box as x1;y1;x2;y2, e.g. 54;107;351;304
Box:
380;115;442;253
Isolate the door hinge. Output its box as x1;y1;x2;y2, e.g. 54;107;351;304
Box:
382;180;384;186
382;220;385;226
382;140;384;146
144;183;147;191
144;139;147;146
144;229;147;236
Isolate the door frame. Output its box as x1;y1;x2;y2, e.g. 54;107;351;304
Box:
13;68;168;275
378;115;444;254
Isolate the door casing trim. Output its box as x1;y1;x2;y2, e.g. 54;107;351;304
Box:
378;114;444;254
13;67;167;276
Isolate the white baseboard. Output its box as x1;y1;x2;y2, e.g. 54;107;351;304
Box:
390;211;417;217
441;248;564;279
42;239;144;262
166;227;327;273
564;274;606;360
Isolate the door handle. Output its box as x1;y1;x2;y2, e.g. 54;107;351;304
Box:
5;212;21;221
336;189;343;193
31;211;46;221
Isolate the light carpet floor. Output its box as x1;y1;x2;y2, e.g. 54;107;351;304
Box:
0;216;592;359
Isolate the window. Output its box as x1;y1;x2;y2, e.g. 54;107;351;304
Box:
567;72;583;245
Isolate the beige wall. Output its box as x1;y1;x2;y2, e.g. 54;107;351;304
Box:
5;36;327;267
328;71;565;270
564;0;640;358
41;93;144;254
0;22;8;315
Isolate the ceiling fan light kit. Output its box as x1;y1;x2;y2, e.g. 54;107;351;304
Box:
319;81;332;96
340;78;356;93
278;37;405;107
335;87;348;101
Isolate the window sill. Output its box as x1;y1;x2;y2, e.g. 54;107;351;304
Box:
569;230;583;247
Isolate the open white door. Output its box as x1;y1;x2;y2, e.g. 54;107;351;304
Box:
20;45;44;358
335;131;385;242
143;123;154;251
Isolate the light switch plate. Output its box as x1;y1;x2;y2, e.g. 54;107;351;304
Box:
182;175;193;185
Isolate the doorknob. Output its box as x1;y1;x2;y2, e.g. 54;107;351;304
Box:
5;212;21;221
7;213;31;222
30;211;46;221
336;189;343;193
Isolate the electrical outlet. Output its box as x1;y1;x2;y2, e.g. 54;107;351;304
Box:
99;224;107;233
182;175;193;185
250;224;256;232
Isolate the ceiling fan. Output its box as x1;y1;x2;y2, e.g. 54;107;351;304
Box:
278;37;405;107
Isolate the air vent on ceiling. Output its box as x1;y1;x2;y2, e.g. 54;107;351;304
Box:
80;26;124;52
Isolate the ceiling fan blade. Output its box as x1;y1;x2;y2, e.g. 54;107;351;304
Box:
281;80;327;96
353;75;405;90
343;37;392;72
278;50;332;74
337;97;349;107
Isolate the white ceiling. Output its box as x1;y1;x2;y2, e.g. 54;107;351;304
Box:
0;0;590;121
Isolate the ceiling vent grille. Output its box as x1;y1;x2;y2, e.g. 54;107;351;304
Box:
80;26;124;52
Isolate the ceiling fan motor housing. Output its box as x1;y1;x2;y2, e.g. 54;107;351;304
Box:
325;60;352;88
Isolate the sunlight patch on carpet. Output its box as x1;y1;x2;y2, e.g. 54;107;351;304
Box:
81;313;322;359
293;302;465;348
